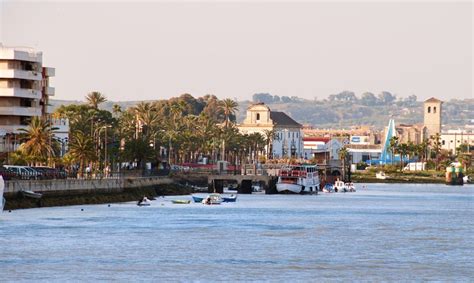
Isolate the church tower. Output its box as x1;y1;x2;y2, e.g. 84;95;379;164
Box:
423;97;442;138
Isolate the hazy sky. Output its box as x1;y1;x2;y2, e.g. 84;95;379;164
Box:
1;1;472;102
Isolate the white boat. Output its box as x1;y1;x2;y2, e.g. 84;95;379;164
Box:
334;179;347;192
137;197;151;206
276;164;320;194
21;190;42;199
1;176;5;211
376;172;388;180
202;193;223;205
345;182;356;192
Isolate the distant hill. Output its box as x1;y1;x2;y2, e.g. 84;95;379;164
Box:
50;95;473;130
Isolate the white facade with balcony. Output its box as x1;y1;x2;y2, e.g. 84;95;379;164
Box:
0;44;56;154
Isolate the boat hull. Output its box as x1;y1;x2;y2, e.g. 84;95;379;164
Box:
21;190;42;199
0;176;4;211
222;195;237;202
276;183;302;194
192;196;204;203
172;200;191;204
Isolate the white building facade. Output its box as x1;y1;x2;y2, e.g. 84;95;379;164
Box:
0;44;60;154
237;103;303;159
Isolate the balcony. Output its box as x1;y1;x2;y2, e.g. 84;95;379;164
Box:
0;125;27;134
0;69;42;81
0;88;41;99
44;86;55;96
0;106;41;116
43;67;55;77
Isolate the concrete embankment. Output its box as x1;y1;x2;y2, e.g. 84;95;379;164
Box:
351;174;445;184
4;177;193;210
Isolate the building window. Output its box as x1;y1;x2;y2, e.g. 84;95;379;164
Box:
427;106;431;113
433;107;437;113
442;140;445;145
256;113;260;121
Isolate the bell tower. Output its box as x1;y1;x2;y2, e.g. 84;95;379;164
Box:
423;97;442;138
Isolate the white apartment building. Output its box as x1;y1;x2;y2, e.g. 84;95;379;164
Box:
0;44;56;153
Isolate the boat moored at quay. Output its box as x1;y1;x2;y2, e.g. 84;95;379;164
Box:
276;164;320;194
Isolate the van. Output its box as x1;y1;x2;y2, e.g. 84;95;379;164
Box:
403;162;426;171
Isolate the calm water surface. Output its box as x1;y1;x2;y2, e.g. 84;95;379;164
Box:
1;184;473;282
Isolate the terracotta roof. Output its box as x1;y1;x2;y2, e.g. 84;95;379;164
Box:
425;97;442;103
303;137;330;143
270;111;302;127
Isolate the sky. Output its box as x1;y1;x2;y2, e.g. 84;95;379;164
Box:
1;1;472;102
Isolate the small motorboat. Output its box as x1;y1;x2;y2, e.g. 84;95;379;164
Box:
202;193;223;205
322;183;334;193
21;190;43;199
172;199;191;204
376;172;388;180
334;180;347;193
345;182;356;192
1;176;5;211
137;197;151;206
222;194;237;203
192;195;204;203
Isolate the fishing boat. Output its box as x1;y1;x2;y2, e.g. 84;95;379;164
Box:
222;194;237;203
1;176;5;211
21;190;42;199
202;193;223;205
276;164;320;194
172;199;191;204
192;195;204;203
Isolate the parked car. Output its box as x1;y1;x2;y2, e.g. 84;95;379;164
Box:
0;166;15;180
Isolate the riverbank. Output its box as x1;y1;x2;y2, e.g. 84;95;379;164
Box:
351;174;445;183
4;182;192;211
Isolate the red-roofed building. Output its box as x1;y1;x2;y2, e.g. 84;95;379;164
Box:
303;137;342;163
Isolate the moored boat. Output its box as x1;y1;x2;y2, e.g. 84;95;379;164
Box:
172;199;191;204
276;164;319;194
322;183;334;193
21;190;42;199
202;193;223;205
192;195;204;203
222;194;237;202
334;180;347;192
137;196;151;206
376;172;388;180
1;176;5;211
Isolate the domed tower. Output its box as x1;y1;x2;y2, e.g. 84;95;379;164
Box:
423;97;442;138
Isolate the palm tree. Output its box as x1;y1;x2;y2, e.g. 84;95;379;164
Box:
398;143;409;170
219;99;238;128
112;104;122;117
338;147;349;181
263;129;276;159
430;133;442;170
388;136;399;165
18;117;58;165
86;91;107;110
68;131;96;177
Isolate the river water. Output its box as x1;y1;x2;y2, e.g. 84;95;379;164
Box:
1;184;473;282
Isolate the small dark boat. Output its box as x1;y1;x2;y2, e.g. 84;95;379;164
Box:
192;195;204;203
222;194;238;203
21;190;42;199
172;199;191;204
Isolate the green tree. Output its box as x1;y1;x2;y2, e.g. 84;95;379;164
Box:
18;117;58;165
86;91;107;110
68;131;96;177
219;98;238;128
